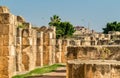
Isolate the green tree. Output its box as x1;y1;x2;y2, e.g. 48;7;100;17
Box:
49;15;75;39
103;21;120;34
49;15;61;26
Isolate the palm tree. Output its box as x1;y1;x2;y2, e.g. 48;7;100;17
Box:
49;15;61;26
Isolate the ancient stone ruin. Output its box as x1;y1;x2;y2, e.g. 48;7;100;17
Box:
67;46;120;78
67;46;120;60
0;6;57;78
0;6;120;78
67;60;120;78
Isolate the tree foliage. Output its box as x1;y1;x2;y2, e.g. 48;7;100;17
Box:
49;15;75;39
103;21;120;34
49;15;61;26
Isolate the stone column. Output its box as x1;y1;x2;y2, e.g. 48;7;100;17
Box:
16;28;24;72
30;29;37;70
36;31;43;66
43;32;50;65
61;40;68;63
56;39;62;63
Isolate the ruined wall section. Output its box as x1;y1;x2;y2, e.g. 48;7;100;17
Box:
56;39;70;63
32;26;56;67
67;46;120;61
0;6;57;78
0;6;17;78
16;15;36;72
41;26;56;66
67;60;120;78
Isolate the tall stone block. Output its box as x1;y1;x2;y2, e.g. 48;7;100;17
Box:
61;40;68;63
0;7;16;78
36;32;43;66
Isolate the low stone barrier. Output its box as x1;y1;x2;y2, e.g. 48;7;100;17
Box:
67;60;120;78
67;46;120;60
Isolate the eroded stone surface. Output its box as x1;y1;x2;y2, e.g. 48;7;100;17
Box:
67;60;120;78
67;46;120;61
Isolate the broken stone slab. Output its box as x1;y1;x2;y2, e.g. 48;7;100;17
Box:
67;60;120;78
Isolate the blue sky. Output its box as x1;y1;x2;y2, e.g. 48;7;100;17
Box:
1;0;120;32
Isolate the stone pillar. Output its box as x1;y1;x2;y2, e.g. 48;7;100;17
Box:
55;39;62;63
67;60;120;78
61;40;68;63
49;26;56;64
43;32;50;65
30;29;37;70
21;28;37;71
21;29;30;71
0;6;16;78
36;31;43;66
16;28;24;72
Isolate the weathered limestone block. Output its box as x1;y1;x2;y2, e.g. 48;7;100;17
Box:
43;46;49;65
39;26;47;32
23;22;31;29
16;28;22;37
0;35;3;46
31;29;37;47
0;56;16;78
51;45;56;64
22;41;36;71
0;6;9;13
51;39;56;46
36;32;43;66
39;46;43;66
22;51;29;70
43;33;50;46
48;46;53;65
3;46;9;56
0;46;15;56
16;27;23;72
36;47;41;66
55;39;62;63
67;46;120;60
3;35;9;46
16;46;23;72
55;52;61;63
17;16;25;23
22;29;29;37
61;40;68;63
67;60;120;78
31;46;37;70
0;24;9;35
0;13;11;24
22;37;30;45
3;24;9;35
49;26;56;39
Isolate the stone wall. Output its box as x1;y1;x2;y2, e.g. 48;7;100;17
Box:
67;60;120;78
67;46;120;61
1;6;120;78
0;6;17;78
0;6;56;78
